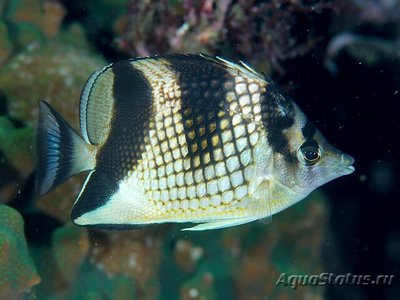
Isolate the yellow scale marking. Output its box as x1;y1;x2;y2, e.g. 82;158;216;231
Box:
124;58;267;223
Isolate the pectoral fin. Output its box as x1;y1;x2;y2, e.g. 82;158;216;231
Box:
249;176;274;225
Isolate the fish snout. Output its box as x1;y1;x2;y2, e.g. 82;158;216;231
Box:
340;153;355;175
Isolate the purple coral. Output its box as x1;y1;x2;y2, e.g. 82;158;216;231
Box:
116;0;346;73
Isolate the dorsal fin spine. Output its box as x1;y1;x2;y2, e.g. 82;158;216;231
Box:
214;55;266;81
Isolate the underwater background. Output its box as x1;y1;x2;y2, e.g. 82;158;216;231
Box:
0;0;399;299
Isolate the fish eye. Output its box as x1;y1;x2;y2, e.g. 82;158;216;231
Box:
299;141;321;166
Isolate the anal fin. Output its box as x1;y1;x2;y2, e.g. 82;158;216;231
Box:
181;217;257;231
71;169;118;226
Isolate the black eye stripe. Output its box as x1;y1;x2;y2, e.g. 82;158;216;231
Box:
300;139;319;149
301;120;316;140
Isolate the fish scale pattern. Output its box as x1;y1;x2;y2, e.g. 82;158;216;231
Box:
130;57;267;221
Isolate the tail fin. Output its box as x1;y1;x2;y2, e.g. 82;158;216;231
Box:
36;100;96;196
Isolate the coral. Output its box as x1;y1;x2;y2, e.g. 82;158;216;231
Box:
174;240;204;273
0;205;40;299
225;0;343;73
232;192;327;300
107;275;137;300
180;271;216;300
0;116;35;178
0;23;105;222
32;224;136;300
0;182;19;205
116;0;345;73
27;192;328;300
0;21;13;66
52;225;90;283
116;0;234;56
0;24;105;127
159;192;328;300
88;227;168;300
72;269;136;300
31;225;136;300
29;238;71;299
0;116;33;205
36;174;88;223
3;0;66;46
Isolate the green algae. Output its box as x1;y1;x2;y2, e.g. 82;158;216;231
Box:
4;0;66;45
180;271;217;300
0;116;34;177
0;24;105;127
0;205;40;299
73;267;136;300
52;225;89;283
157;192;328;300
0;21;13;65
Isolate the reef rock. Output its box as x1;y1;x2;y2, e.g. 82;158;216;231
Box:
52;224;90;283
0;21;13;66
0;23;105;222
0;25;105;128
0;116;35;178
0;205;40;299
3;0;66;46
89;227;168;300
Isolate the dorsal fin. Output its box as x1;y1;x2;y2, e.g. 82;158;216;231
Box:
79;54;266;146
79;64;115;146
198;54;266;81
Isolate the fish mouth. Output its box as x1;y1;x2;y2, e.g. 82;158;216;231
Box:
340;153;355;175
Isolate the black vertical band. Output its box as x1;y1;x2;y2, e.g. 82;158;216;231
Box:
97;60;153;182
167;55;233;170
260;83;296;163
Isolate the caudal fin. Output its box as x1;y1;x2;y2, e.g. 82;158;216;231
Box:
36;100;96;195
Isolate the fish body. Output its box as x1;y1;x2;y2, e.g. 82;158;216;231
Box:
36;54;354;230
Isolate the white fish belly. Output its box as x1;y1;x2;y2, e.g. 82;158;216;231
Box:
105;105;262;225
